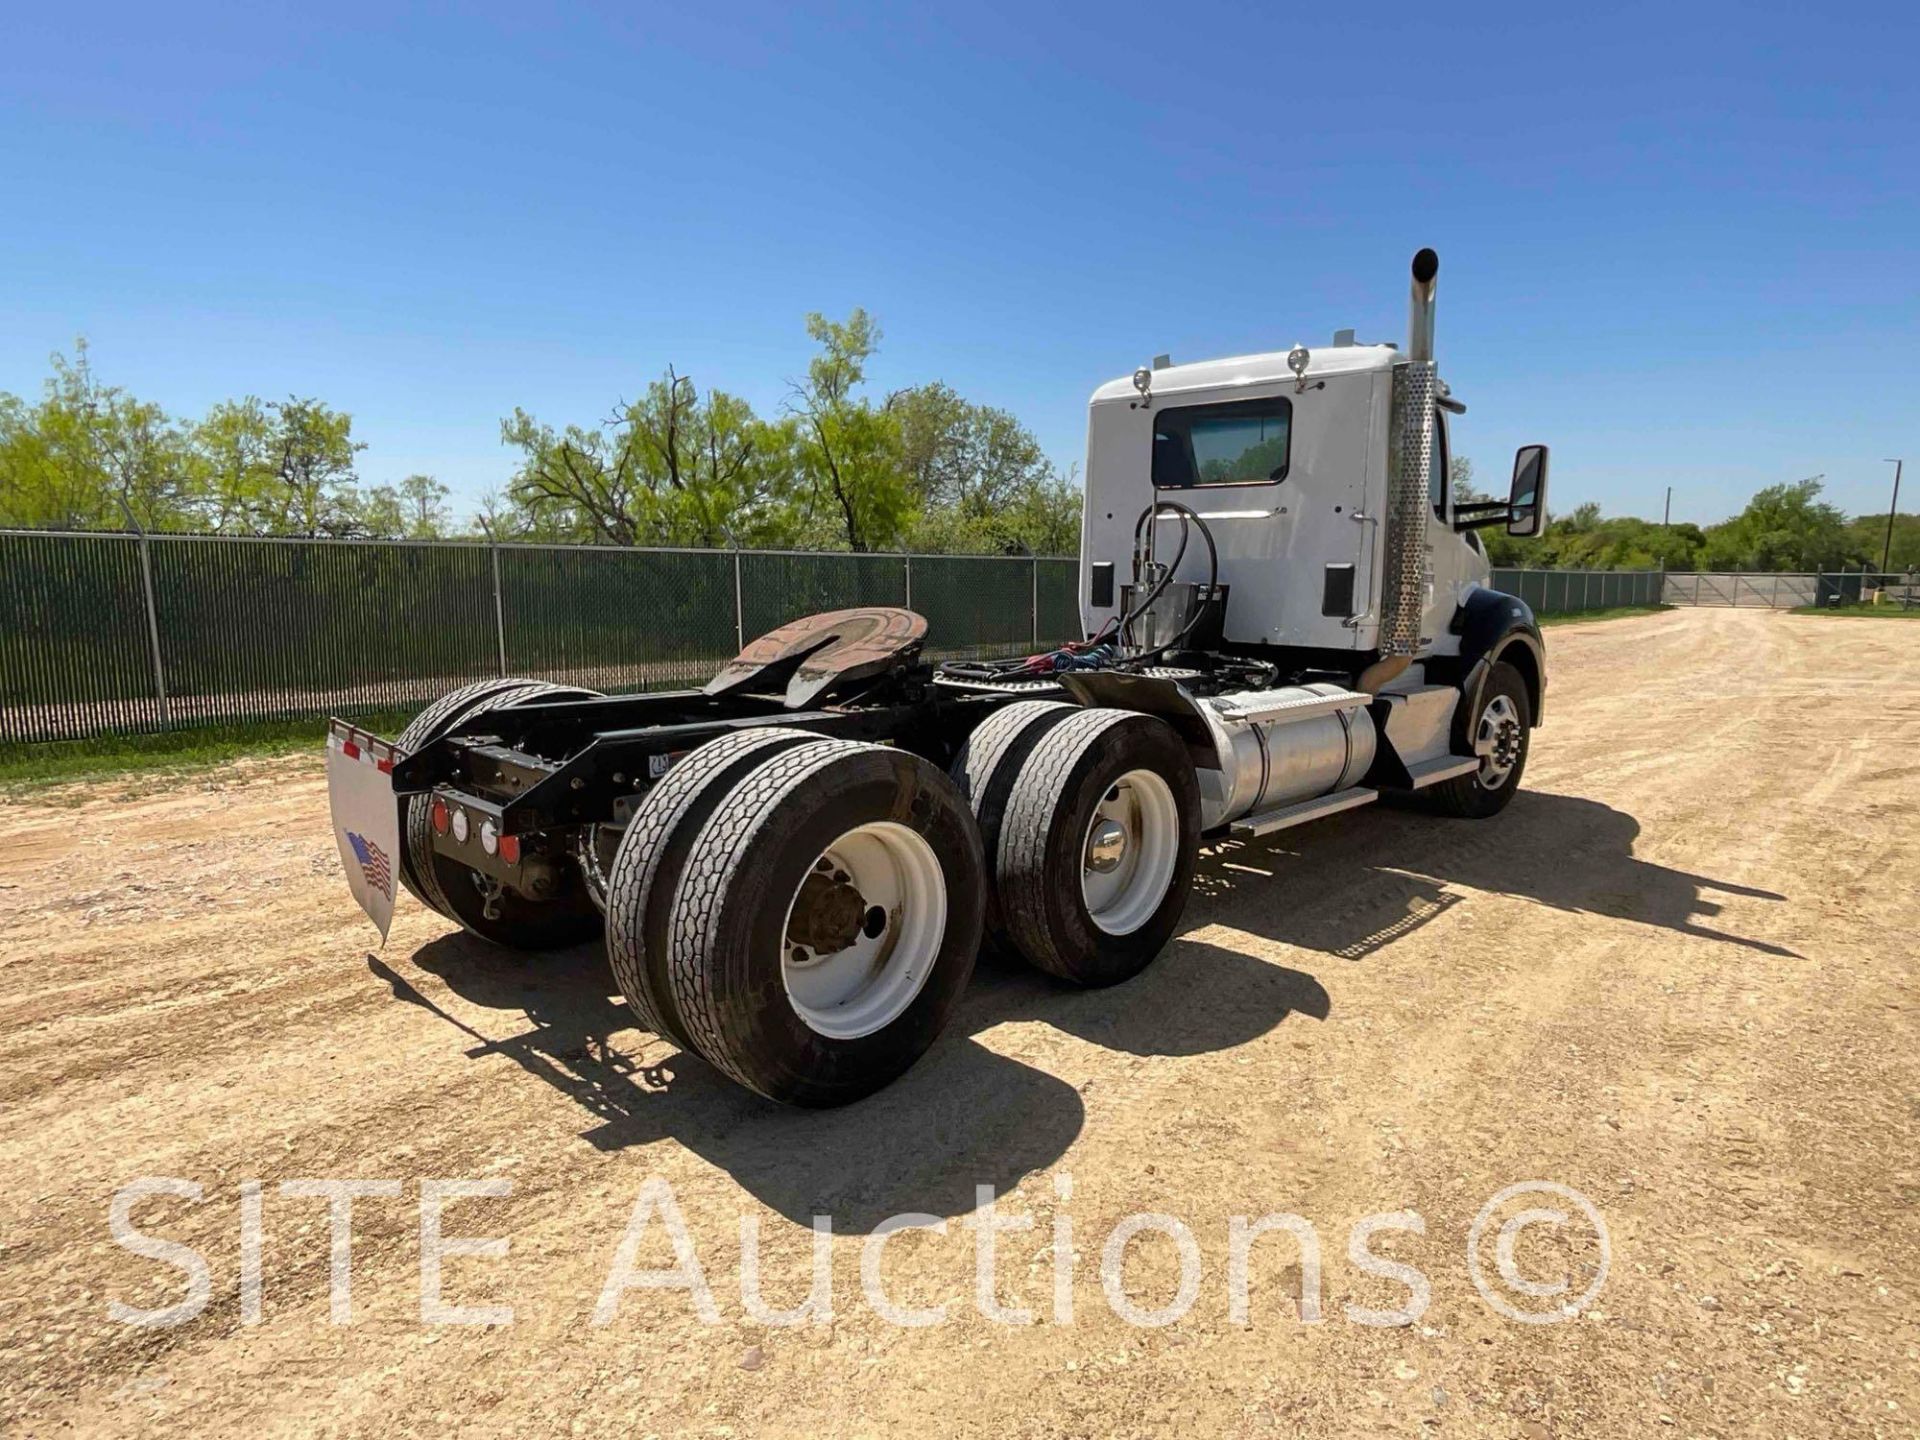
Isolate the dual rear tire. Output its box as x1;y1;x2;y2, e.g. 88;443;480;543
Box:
607;736;987;1107
955;706;1201;987
395;677;603;950
602;703;1203;1106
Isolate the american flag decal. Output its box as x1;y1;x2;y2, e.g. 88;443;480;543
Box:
346;830;393;901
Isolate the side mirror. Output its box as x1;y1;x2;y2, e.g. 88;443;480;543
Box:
1508;444;1549;537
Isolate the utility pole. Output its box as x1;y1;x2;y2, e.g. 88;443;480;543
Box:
1884;459;1904;575
1663;486;1672;527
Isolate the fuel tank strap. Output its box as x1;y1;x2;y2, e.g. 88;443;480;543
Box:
1210;688;1371;726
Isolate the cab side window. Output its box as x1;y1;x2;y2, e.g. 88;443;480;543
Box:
1428;409;1450;518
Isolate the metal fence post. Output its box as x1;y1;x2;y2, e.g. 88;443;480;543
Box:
903;552;913;610
135;530;170;722
732;550;745;651
1031;558;1040;646
113;502;171;724
489;542;508;676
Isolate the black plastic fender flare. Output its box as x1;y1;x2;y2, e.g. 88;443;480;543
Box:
1454;586;1547;735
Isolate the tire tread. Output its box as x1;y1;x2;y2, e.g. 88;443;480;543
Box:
604;728;823;1047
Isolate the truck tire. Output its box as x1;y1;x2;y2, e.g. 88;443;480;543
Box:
664;743;986;1106
995;710;1200;987
396;678;548;906
397;677;602;949
603;727;828;1051
1430;659;1532;819
578;823;624;915
949;699;1078;952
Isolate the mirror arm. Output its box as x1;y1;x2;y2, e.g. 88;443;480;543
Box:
1453;511;1517;532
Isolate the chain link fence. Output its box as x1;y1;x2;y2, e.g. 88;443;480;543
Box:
1489;568;1665;614
11;533;1895;748
0;531;1083;746
1659;571;1919;609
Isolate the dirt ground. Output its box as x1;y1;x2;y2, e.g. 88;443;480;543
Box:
2;606;1916;1438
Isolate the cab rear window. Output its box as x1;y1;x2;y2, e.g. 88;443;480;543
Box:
1152;396;1292;488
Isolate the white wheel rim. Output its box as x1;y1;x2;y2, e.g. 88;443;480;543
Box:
1079;768;1179;936
1473;694;1524;788
780;821;947;1040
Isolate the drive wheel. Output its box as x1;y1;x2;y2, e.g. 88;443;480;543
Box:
950;699;1077;952
1431;660;1531;819
397;677;601;949
603;728;828;1049
996;710;1200;986
665;744;986;1106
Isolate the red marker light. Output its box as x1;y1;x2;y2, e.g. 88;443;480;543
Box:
430;797;451;835
498;834;522;865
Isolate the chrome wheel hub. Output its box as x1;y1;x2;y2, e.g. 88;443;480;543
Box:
1085;818;1128;874
1079;769;1179;937
1472;694;1524;789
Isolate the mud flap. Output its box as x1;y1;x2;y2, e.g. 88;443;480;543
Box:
327;719;402;942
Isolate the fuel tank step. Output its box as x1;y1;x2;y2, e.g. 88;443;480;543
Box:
1231;786;1378;838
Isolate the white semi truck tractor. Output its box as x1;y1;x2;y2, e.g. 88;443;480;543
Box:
329;248;1550;1106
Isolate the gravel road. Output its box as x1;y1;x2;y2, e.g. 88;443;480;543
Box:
2;605;1915;1437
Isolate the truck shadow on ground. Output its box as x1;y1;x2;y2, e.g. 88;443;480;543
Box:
370;786;1775;1229
371;934;1327;1231
1191;787;1795;961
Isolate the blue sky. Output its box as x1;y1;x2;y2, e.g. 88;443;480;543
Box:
3;2;1915;526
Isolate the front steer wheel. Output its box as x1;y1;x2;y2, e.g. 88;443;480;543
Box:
663;743;986;1107
1430;659;1532;819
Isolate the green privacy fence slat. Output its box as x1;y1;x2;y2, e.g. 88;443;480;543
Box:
1037;558;1083;646
0;532;163;742
4;534;1687;747
146;537;499;730
1490;568;1664;616
737;552;909;643
910;556;1037;660
498;546;738;694
0;533;1094;746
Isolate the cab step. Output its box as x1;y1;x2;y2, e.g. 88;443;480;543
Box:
1232;786;1378;838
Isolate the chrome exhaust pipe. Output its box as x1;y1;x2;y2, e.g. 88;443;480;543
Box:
1407;247;1439;364
1360;248;1441;693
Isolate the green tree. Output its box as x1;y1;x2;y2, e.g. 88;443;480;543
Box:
0;343;199;531
192;397;278;533
1700;478;1854;571
503;367;792;548
232;397;366;537
396;473;451;538
352;484;409;538
1845;511;1920;573
890;381;1076;553
787;311;912;552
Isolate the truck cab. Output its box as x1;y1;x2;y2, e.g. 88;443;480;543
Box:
1082;349;1538;670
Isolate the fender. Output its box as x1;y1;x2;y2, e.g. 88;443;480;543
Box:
1452;586;1547;730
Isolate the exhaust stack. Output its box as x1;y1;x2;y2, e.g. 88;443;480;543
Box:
1359;248;1441;694
1407;246;1438;363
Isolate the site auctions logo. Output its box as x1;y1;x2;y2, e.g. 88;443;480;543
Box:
105;1172;1610;1331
